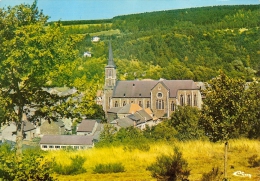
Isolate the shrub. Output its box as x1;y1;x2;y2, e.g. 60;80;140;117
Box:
248;154;260;167
147;147;190;181
93;163;125;174
200;167;223;181
53;155;86;175
0;145;55;181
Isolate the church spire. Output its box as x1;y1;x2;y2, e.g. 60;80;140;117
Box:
107;41;116;68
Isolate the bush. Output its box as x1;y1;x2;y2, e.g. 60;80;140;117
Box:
93;163;125;174
248;154;260;167
0;145;55;181
200;167;223;181
53;155;86;175
147;147;190;181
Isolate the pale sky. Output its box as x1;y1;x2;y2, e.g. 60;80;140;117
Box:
0;0;259;21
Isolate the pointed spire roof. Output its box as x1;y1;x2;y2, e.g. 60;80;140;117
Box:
106;41;116;68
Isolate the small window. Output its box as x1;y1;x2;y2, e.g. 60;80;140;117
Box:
49;145;53;148
139;101;142;107
123;101;126;106
157;92;163;98
115;101;118;107
55;146;60;149
74;146;79;149
42;145;47;148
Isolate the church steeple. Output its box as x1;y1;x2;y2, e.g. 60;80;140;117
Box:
105;41;117;88
106;41;116;68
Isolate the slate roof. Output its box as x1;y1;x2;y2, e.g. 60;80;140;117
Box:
106;41;116;68
40;135;93;145
23;121;36;132
77;119;96;132
116;117;134;128
113;79;198;98
117;104;142;114
107;107;122;113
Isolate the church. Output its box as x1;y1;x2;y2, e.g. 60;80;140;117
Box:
102;42;202;119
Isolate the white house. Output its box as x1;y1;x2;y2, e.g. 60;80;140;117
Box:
83;51;92;57
92;36;100;42
39;135;94;150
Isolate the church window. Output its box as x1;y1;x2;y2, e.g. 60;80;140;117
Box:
156;100;164;110
123;101;126;106
187;95;191;106
180;95;185;106
157;92;163;98
194;94;197;106
171;101;175;111
139;101;142;107
108;69;112;77
115;101;118;107
146;101;150;108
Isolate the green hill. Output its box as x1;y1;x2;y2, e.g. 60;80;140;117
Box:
54;5;260;86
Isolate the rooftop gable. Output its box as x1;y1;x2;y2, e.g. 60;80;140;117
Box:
77;119;97;132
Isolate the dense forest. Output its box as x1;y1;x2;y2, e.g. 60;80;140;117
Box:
52;4;260;86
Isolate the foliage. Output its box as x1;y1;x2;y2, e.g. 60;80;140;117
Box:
169;106;205;141
147;147;190;181
63;5;260;84
200;73;259;142
53;155;86;175
248;154;260;167
0;144;55;181
0;1;83;155
200;167;223;181
93;163;125;174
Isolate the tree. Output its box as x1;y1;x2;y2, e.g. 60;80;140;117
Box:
0;1;82;155
169;106;205;141
200;73;251;142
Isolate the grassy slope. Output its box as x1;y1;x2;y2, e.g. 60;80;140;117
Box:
46;139;259;181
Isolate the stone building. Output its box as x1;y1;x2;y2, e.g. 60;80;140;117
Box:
103;42;202;119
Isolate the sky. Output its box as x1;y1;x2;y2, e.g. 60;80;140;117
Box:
0;0;259;22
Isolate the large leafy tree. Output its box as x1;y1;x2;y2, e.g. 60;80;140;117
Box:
200;73;259;142
0;1;82;155
169;106;205;141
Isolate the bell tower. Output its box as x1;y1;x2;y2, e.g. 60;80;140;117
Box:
105;41;116;88
103;41;116;114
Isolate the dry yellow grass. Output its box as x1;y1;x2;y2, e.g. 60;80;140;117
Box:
45;139;260;181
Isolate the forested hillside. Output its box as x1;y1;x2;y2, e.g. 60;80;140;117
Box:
54;5;259;86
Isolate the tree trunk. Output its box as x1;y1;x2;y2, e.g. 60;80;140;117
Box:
224;141;228;180
16;116;24;157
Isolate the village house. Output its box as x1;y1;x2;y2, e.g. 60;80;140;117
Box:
0;121;36;142
40;119;65;136
102;42;203;119
91;36;100;42
39;135;94;150
76;119;98;136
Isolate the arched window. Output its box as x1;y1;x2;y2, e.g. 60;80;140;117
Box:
171;101;175;111
146;101;150;108
139;101;142;107
108;69;112;77
187;95;191;106
194;94;197;106
180;95;185;106
114;101;118;107
123;101;126;106
156;100;164;110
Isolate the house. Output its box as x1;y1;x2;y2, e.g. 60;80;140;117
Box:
76;119;98;136
39;135;94;150
0;121;36;142
92;36;100;42
83;51;91;57
40;119;65;136
109;103;156;130
103;42;203;119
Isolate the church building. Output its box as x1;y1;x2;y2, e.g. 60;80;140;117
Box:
103;42;202;119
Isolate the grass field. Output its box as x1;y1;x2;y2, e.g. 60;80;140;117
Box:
46;139;260;181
